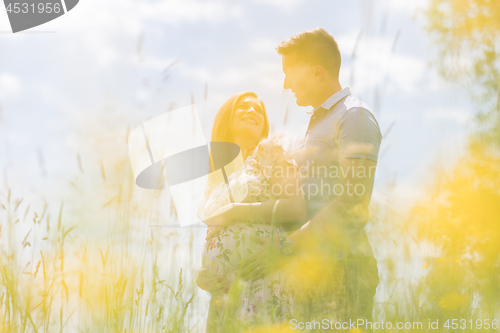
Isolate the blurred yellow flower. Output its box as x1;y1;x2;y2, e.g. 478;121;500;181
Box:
242;322;294;333
439;292;468;311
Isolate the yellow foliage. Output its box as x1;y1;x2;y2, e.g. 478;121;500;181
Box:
439;292;468;311
242;322;295;333
416;147;500;260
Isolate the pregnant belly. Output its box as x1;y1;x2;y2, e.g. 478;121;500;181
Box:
202;222;285;278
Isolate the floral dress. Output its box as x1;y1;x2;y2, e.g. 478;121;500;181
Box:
201;138;299;332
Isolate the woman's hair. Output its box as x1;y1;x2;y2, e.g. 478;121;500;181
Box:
199;92;269;220
211;91;270;143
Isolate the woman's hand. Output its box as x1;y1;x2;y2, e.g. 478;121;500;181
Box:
206;226;225;241
196;268;229;294
241;235;284;281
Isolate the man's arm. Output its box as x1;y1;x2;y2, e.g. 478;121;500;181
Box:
288;106;382;253
241;157;377;280
287;156;376;254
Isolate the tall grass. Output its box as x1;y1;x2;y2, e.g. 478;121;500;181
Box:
0;112;203;332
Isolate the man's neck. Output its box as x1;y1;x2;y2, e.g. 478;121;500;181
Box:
311;82;342;109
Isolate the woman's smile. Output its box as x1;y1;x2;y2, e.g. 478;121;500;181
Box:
230;96;266;149
241;115;259;126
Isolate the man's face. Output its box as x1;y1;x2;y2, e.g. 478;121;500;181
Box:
282;54;317;107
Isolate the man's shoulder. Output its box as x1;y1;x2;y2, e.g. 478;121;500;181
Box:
342;95;372;114
335;95;379;124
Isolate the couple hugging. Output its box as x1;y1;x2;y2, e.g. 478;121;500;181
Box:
196;27;382;332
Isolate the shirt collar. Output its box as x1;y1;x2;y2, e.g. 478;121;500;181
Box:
306;87;351;115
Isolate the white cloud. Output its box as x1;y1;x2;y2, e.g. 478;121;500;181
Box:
380;0;430;16
41;0;243;33
249;38;280;54
139;55;178;72
178;61;283;93
422;106;472;124
390;55;426;93
338;34;428;95
209;62;283;94
25;0;244;71
82;31;120;68
335;30;362;57
178;64;211;82
383;104;474;125
140;0;243;26
251;0;304;11
0;73;22;101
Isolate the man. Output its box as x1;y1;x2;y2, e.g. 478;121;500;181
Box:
241;27;382;328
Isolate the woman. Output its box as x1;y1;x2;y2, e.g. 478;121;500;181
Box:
196;91;306;332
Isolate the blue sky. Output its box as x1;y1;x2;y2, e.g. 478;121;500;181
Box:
0;0;475;210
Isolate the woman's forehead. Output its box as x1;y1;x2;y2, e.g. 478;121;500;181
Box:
239;96;261;105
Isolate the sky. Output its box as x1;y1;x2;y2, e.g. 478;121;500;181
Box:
0;0;475;213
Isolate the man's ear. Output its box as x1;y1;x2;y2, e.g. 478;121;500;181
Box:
313;65;325;80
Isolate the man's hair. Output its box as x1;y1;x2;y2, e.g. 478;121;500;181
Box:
277;27;341;78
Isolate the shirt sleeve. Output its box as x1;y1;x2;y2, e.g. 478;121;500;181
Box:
337;107;382;162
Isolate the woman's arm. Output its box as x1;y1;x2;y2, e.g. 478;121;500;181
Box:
237;157;306;224
206;157;306;227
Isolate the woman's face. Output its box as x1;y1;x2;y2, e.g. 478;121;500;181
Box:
230;96;266;146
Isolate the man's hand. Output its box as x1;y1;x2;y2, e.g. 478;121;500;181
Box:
240;235;285;281
196;268;229;294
